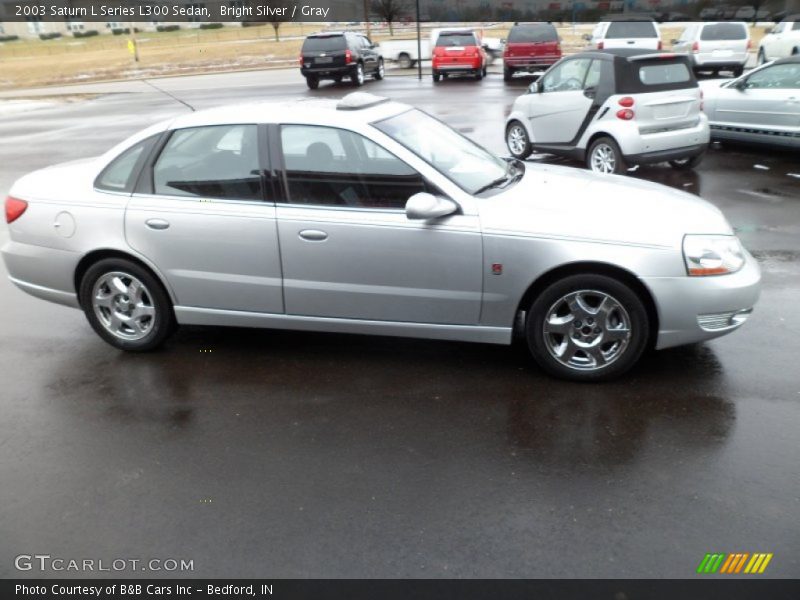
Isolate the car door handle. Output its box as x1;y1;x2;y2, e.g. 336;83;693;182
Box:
145;218;170;230
298;229;328;242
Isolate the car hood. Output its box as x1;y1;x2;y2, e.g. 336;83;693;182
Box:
478;163;732;249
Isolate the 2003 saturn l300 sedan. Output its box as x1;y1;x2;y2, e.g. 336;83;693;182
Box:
2;92;760;381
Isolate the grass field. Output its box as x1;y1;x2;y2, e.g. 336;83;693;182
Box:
0;22;770;89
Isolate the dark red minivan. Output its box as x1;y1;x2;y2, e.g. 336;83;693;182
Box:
503;22;562;82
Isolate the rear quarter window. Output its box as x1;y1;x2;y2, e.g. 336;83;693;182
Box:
95;136;158;193
605;22;658;39
302;35;346;52
700;23;747;40
507;24;558;43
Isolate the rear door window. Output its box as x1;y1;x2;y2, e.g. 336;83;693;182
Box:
639;62;691;86
605;22;658;39
700;23;747;40
507;24;558;43
302;35;346;52
436;33;477;47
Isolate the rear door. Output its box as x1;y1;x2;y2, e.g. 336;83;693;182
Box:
302;34;348;69
603;21;661;50
506;23;560;63
622;57;701;133
698;22;749;64
435;31;477;63
526;58;596;144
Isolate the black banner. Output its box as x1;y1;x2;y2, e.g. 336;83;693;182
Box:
0;0;794;23
4;580;800;600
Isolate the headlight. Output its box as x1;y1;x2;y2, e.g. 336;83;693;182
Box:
683;235;745;276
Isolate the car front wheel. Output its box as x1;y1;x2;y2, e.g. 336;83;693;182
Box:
506;121;532;159
79;258;175;352
527;274;650;381
587;136;627;175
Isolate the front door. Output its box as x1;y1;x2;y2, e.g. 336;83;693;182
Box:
715;63;800;132
527;58;598;144
125;124;284;314
274;124;483;325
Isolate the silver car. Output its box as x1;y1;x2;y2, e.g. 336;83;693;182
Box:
1;92;760;381
700;56;800;149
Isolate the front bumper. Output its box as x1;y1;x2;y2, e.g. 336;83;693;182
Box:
643;250;761;350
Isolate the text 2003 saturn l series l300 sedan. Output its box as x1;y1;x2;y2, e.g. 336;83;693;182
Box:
1;92;760;381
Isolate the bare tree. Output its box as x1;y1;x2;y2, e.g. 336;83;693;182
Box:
371;0;407;36
265;0;289;41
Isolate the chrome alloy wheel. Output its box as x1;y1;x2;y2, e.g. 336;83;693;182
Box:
542;290;632;371
355;64;364;85
507;124;528;156
590;143;617;174
377;60;385;78
92;271;156;341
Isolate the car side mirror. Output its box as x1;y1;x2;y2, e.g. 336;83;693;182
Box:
733;78;748;91
405;193;458;220
582;33;592;41
528;80;540;94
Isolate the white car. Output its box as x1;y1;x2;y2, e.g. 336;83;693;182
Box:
586;20;662;51
505;50;709;174
758;20;800;64
700;56;800;149
672;21;751;77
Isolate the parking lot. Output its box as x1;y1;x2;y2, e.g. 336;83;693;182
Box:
0;69;798;578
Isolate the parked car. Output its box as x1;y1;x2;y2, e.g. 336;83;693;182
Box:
503;22;562;82
505;50;710;174
757;19;800;64
0;92;759;381
432;29;487;82
300;31;384;89
377;28;502;69
672;21;751;77
585;19;662;51
700;56;800;149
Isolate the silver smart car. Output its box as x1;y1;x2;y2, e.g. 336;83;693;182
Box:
1;93;760;381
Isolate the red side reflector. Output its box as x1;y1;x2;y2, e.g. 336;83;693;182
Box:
5;196;28;224
597;41;604;50
618;96;634;108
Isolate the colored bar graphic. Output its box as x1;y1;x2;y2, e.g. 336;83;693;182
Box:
758;554;773;573
720;554;736;574
697;552;772;575
735;553;749;573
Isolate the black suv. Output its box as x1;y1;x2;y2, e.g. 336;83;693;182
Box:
300;32;384;90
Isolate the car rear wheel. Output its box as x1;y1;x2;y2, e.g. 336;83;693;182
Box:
669;154;704;170
503;66;514;82
432;71;441;82
397;53;412;69
587;137;627;175
476;68;483;80
351;63;365;86
306;75;319;90
79;258;175;352
506;121;533;159
732;65;744;77
527;274;649;381
374;59;385;80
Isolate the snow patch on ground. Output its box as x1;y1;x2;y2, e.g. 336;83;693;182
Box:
0;99;57;115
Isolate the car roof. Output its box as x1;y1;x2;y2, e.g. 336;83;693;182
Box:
166;94;409;131
774;55;800;66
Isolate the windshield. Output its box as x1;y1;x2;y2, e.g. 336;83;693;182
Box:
374;109;510;195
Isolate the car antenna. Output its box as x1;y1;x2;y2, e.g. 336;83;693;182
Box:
141;78;196;112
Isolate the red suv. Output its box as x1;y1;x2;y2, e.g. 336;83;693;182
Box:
503;22;562;82
432;30;487;82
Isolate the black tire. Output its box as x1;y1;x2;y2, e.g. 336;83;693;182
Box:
333;76;343;84
306;75;319;90
432;71;441;82
669;153;704;170
506;120;533;160
475;68;483;80
397;53;412;69
757;48;767;65
351;63;364;87
586;136;628;175
503;66;514;82
79;258;175;352
374;58;385;80
732;65;744;77
526;274;650;382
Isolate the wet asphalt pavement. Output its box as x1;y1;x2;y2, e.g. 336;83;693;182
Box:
0;70;798;579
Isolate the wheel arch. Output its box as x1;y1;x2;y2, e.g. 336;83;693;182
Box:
74;248;177;308
515;261;659;348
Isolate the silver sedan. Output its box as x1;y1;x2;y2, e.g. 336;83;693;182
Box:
1;92;760;381
700;56;800;149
